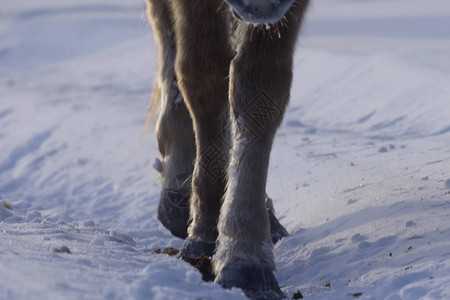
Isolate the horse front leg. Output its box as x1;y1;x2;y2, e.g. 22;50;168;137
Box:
167;0;233;257
146;0;196;239
213;1;309;298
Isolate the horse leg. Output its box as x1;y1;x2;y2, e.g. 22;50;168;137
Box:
146;0;196;239
213;1;309;298
167;0;233;256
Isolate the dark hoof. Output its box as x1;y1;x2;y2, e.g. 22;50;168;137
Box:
180;237;216;258
268;209;289;244
266;195;289;244
157;187;190;239
216;262;285;300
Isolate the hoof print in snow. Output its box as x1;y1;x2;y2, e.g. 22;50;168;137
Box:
293;290;304;299
53;246;71;254
445;179;450;189
405;220;416;227
108;231;136;246
378;147;388;153
351;233;367;243
1;201;12;210
347;198;358;205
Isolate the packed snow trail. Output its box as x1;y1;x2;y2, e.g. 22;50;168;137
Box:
1;0;450;299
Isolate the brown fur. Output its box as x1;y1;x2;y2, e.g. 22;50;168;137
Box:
146;0;309;297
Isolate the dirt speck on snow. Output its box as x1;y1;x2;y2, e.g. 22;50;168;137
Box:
53;246;71;254
1;201;12;210
182;254;215;282
153;247;179;256
292;290;304;299
350;292;363;298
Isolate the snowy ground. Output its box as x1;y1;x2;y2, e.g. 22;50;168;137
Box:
1;0;450;299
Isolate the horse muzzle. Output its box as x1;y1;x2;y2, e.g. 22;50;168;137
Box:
225;0;295;24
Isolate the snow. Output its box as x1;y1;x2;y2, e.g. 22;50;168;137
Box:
1;0;449;299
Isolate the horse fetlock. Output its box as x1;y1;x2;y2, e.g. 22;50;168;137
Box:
187;187;221;242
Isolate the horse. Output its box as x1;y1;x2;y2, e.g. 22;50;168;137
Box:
145;0;309;298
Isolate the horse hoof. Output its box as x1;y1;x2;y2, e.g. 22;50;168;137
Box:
157;186;190;239
180;236;216;258
266;195;289;244
215;261;285;300
268;208;289;244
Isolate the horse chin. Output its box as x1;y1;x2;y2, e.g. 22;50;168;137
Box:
227;0;294;24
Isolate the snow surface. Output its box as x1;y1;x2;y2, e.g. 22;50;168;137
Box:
1;0;450;299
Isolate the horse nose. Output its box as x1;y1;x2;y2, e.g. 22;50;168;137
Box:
276;0;296;14
225;0;295;24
